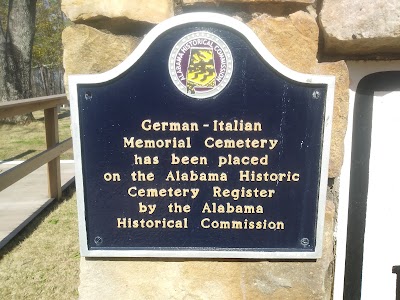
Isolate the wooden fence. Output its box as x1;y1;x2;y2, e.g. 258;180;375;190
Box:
0;94;72;200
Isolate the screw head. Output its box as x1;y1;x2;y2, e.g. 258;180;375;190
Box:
94;236;103;245
84;92;92;101
300;238;310;247
312;90;320;99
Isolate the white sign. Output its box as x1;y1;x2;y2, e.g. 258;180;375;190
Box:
361;90;400;299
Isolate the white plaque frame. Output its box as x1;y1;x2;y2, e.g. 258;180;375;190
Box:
69;12;335;259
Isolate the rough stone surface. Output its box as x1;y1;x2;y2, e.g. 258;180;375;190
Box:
63;11;344;299
247;12;349;178
182;0;314;4
61;0;174;24
314;62;349;178
62;24;140;95
320;0;400;56
79;200;335;300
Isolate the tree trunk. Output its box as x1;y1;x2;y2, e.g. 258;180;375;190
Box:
0;0;37;123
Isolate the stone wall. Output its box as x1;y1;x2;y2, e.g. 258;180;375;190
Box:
320;0;400;58
61;0;400;299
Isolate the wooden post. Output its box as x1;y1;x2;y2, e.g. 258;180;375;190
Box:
394;266;400;300
44;106;61;200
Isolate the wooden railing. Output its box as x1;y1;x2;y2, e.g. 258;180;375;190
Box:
394;266;400;300
0;94;72;200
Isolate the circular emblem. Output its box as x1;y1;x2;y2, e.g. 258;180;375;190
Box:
169;31;233;99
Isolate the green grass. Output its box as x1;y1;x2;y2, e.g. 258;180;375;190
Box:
0;108;73;161
0;108;79;298
0;189;80;299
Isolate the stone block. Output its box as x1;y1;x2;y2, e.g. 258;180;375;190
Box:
247;12;349;178
61;0;174;24
66;12;341;299
182;0;314;4
78;200;336;299
320;0;400;56
62;24;140;95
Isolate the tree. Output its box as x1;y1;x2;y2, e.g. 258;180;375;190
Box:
32;0;64;67
0;0;37;123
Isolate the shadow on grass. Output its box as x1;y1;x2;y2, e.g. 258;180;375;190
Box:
0;150;37;162
58;110;71;120
0;183;76;260
35;109;70;122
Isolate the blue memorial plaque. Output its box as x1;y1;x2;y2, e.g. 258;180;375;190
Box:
70;13;334;259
